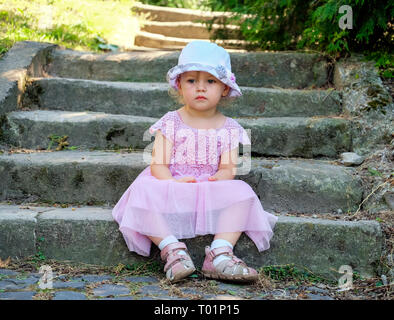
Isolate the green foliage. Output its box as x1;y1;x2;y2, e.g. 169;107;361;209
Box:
125;260;162;275
261;264;335;284
0;0;137;58
0;8;101;56
202;0;393;78
367;167;383;177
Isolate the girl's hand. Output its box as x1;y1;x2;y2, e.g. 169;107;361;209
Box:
174;176;197;183
208;176;218;181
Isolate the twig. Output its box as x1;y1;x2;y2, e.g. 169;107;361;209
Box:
364;283;393;293
322;87;335;102
347;179;391;218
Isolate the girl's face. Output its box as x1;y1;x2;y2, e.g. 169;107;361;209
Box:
177;71;230;112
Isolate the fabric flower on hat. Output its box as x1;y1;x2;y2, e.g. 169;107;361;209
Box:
215;65;227;80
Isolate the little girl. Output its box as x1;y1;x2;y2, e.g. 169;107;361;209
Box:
112;41;277;283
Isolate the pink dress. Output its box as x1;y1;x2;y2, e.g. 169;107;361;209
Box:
112;110;278;257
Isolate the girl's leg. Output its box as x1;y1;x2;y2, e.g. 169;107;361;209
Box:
210;232;241;266
214;232;241;247
147;235;163;247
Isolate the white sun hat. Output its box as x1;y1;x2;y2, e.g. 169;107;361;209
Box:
166;40;242;97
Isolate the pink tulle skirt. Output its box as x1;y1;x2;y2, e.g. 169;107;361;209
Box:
112;166;278;257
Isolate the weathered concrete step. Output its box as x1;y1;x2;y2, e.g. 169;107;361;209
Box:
0;204;383;280
132;1;249;23
134;30;248;50
139;20;241;40
46;48;329;88
2;110;352;158
25;78;342;117
0;150;363;214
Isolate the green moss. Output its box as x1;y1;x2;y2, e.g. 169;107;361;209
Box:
260;264;336;285
106;127;125;141
72;170;85;188
366;98;391;110
366;85;384;98
105;170;123;188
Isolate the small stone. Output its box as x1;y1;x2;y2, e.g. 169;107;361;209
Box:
381;275;388;286
139;284;169;297
102;296;136;300
52;280;86;290
214;295;245;300
0;279;26;290
272;289;289;297
306;286;329;294
53;291;87;300
340;152;365;166
0;269;19;276
0;291;36;300
93;284;130;297
217;282;245;292
387;254;394;267
315;283;328;289
77;275;113;283
124;276;159;283
11;276;39;287
286;286;298;291
306;293;334;300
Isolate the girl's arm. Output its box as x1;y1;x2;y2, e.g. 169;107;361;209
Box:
210;147;239;181
150;130;176;181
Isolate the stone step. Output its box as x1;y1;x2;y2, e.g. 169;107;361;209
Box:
132;1;249;23
25;78;342;117
139;20;242;40
0;204;383;280
2;110;352;158
134;30;248;50
0;150;362;214
46;48;329;88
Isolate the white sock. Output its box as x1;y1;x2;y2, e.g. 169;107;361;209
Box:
158;235;186;255
210;239;233;267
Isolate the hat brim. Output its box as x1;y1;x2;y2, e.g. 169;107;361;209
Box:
166;63;242;98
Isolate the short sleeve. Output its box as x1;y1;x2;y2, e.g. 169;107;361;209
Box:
149;112;176;144
220;120;251;155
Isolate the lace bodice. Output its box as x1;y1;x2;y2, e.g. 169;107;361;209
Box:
149;110;251;178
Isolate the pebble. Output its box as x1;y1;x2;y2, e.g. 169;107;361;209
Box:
340;152;365;166
92;284;130;297
53;291;87;300
139;284;169;297
52;280;86;290
0;269;19;276
124;276;159;283
0;291;36;300
306;293;335;300
306;286;329;294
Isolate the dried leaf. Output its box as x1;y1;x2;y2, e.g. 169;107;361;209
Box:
0;257;11;268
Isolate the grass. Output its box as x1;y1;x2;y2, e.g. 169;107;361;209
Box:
260;264;338;286
0;0;140;58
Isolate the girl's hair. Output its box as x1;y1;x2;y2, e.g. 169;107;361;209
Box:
168;75;236;109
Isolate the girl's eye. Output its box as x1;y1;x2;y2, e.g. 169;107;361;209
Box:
208;79;215;84
187;79;195;83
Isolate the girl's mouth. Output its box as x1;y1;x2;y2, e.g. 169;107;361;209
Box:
196;96;207;100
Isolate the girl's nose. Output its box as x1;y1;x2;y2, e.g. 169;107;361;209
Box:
196;80;206;91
